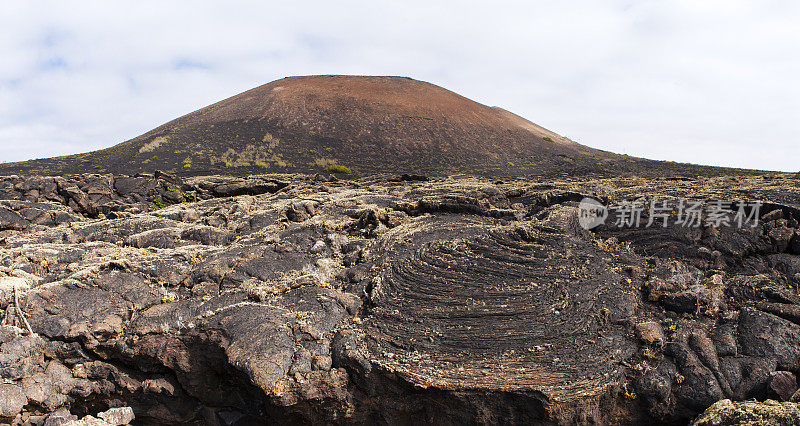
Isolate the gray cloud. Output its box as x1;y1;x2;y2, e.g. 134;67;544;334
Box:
0;0;797;171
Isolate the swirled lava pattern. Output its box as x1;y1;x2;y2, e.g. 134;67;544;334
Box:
363;213;639;404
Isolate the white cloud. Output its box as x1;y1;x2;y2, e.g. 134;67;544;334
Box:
0;0;797;171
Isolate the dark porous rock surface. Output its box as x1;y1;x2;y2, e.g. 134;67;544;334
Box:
0;172;799;424
692;399;800;425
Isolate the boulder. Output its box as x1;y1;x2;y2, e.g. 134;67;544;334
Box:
0;383;27;418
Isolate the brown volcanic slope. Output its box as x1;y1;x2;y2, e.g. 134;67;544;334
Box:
0;75;750;177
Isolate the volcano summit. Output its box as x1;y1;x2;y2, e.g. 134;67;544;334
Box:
0;75;735;178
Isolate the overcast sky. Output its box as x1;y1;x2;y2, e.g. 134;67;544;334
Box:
0;1;797;171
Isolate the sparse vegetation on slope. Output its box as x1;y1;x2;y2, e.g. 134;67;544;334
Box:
323;164;352;174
